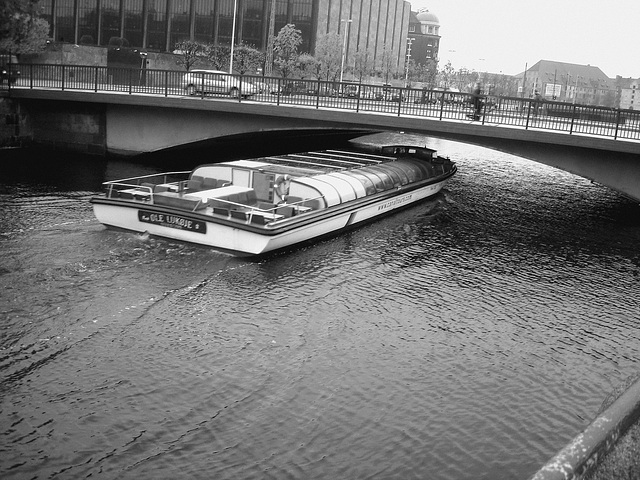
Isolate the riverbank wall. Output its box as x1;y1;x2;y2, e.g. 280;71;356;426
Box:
0;96;106;154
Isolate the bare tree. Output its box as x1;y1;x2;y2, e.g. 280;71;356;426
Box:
352;46;375;83
377;44;396;84
174;40;205;71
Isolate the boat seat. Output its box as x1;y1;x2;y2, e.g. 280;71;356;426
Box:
187;178;203;191
213;207;229;217
202;177;218;189
250;213;268;225
229;210;248;221
155;184;172;193
153;192;202;210
275;205;296;218
257;201;276;211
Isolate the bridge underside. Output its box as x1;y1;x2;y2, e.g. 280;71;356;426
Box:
106;102;640;202
10;92;640;202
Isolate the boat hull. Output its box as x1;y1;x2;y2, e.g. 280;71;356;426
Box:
92;175;451;256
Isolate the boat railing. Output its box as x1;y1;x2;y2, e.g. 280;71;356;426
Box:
103;171;192;199
103;171;191;186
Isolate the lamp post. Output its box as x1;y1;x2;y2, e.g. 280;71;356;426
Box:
405;37;413;87
339;19;352;84
265;0;276;76
229;0;238;74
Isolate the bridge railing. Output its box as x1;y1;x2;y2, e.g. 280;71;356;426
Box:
4;64;639;142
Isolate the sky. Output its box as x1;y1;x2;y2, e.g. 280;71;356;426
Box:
409;0;639;78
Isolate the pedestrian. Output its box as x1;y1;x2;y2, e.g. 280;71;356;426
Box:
533;90;542;117
470;83;483;120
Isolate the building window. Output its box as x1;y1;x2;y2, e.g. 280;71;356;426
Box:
193;0;214;44
409;25;415;32
123;0;144;47
77;0;98;44
168;0;190;50
101;0;121;45
243;0;264;48
54;0;75;42
147;0;167;51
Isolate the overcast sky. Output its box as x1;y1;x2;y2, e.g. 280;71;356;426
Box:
409;0;639;78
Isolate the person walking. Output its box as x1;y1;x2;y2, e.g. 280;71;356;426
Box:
533;90;542;117
470;83;483;120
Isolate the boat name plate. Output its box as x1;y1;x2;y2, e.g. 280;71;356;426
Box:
138;210;207;233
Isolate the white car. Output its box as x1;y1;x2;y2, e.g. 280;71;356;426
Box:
182;70;258;98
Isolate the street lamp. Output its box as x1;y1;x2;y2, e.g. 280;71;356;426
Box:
229;0;238;73
339;19;352;84
405;37;413;86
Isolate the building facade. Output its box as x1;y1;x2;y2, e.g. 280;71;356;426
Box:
407;8;439;66
517;60;615;106
617;77;640;110
37;0;411;73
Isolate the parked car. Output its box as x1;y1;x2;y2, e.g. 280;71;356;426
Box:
308;85;338;97
359;87;384;101
253;81;271;94
182;70;258;98
281;81;308;96
0;54;20;85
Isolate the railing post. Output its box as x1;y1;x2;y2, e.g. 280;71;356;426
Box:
94;66;99;92
276;78;281;106
129;69;133;94
164;71;169;97
29;63;33;89
614;109;621;139
525;100;531;129
356;82;361;112
397;87;403;116
61;64;65;91
439;91;445;120
569;104;576;134
315;79;320;109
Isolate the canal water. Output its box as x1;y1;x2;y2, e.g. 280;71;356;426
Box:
1;133;639;480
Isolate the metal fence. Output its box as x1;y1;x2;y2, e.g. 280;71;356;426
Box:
4;64;639;142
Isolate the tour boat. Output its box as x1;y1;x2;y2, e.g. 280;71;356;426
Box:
91;142;456;256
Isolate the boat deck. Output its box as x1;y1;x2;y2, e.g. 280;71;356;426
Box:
98;146;455;226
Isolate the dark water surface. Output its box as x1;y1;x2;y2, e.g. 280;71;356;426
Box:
1;133;639;480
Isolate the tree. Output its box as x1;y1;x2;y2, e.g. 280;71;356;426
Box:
273;24;302;79
0;0;50;54
313;33;341;81
233;43;264;75
438;60;455;89
296;53;317;79
352;46;375;83
377;44;396;84
174;40;205;71
206;44;230;71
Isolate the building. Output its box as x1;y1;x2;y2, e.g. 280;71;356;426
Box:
617;77;640;110
516;60;615;106
37;0;413;74
407;8;440;66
